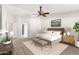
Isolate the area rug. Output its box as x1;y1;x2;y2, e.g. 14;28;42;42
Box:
23;40;69;55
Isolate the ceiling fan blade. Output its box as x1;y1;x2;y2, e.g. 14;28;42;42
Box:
37;6;49;17
44;12;50;14
42;14;46;17
38;11;41;15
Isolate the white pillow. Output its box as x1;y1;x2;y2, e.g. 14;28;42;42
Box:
52;31;61;35
44;31;53;35
36;31;53;38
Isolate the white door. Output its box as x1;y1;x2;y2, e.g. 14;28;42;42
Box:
13;23;19;38
21;23;28;38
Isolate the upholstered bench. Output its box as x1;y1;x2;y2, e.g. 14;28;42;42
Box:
32;37;51;50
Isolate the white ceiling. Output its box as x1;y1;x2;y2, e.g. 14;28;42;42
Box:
11;4;79;15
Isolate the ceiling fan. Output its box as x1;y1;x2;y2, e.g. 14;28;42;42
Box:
38;6;50;17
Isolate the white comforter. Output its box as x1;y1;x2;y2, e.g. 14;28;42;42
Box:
37;33;62;42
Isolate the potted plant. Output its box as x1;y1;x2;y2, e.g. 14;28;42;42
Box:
0;32;12;44
73;22;79;41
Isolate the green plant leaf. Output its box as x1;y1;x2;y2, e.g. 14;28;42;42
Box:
73;22;79;32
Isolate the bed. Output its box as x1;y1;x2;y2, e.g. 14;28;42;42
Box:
36;28;64;44
47;28;64;40
32;28;64;49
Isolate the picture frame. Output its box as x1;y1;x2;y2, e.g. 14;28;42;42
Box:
51;18;61;27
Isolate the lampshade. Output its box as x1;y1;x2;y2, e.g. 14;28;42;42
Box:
63;33;66;36
67;32;70;36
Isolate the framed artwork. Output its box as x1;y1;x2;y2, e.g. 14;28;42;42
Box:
51;18;61;27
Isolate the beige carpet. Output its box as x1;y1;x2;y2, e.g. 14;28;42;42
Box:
23;40;69;55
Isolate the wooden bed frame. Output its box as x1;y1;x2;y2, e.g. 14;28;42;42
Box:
47;28;65;35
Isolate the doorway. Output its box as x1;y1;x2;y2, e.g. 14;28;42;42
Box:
21;23;28;38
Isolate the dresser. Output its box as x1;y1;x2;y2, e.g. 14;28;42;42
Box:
63;35;75;45
0;43;14;55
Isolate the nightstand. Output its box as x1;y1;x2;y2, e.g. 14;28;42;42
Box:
63;35;75;45
0;43;14;55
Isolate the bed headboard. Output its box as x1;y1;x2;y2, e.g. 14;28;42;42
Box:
47;28;64;35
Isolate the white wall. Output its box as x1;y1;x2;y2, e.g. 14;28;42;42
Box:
2;5;8;30
40;16;51;32
41;12;79;29
2;5;79;38
1;5;55;38
13;15;30;38
40;11;79;35
53;12;79;29
1;5;42;38
29;15;41;37
0;8;1;29
1;5;31;38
